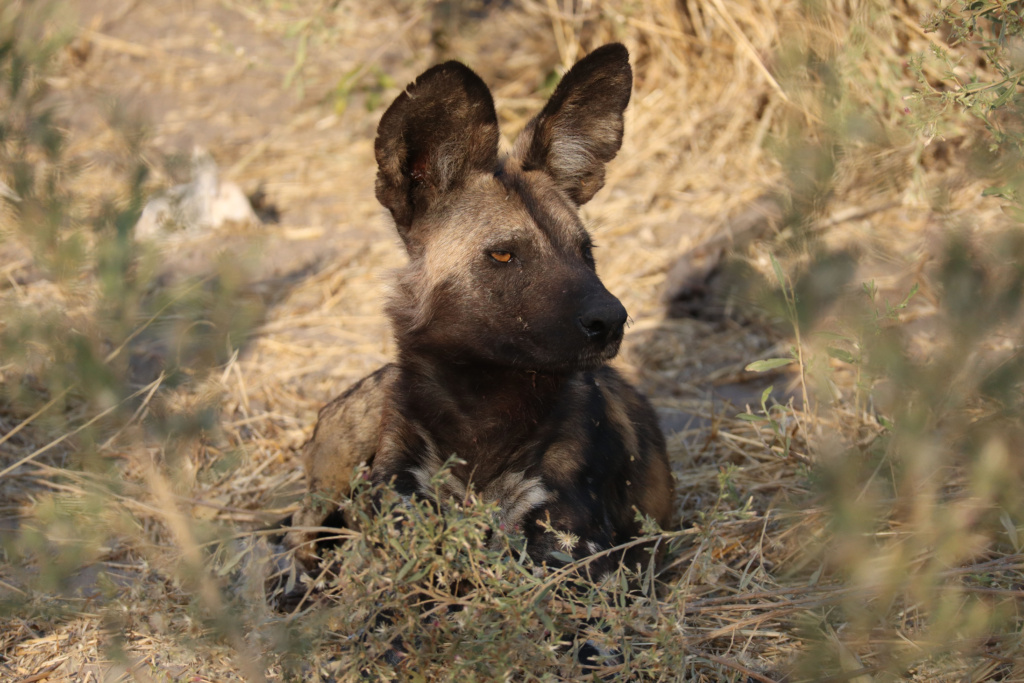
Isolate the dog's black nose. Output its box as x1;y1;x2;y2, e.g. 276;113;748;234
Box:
578;299;628;343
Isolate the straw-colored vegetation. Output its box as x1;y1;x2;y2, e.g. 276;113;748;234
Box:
2;0;1022;680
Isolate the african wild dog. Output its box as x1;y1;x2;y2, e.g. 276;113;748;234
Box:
285;43;674;575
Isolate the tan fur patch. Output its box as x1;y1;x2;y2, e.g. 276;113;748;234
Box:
541;441;584;484
599;380;640;461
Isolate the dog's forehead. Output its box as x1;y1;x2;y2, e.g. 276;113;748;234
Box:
443;171;589;250
506;171;590;249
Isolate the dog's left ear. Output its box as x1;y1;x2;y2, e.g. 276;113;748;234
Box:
513;43;632;206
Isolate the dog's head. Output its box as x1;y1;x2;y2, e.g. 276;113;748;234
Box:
375;44;632;373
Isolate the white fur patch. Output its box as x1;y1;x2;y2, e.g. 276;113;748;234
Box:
406;433;550;534
483;470;550;531
411;446;467;501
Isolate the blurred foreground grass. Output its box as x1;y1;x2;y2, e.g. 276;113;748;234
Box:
1;0;1023;680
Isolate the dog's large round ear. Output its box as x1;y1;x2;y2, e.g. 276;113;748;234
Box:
513;44;632;207
374;62;500;239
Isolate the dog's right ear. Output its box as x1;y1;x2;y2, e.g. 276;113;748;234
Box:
375;62;500;241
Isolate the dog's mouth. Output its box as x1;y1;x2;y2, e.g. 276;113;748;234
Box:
561;336;622;372
602;336;623;359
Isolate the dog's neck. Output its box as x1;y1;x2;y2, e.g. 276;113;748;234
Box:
393;353;574;466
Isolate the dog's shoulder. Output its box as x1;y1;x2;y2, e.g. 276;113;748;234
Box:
302;364;396;498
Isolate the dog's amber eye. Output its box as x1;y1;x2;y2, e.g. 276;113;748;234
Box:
489;251;513;263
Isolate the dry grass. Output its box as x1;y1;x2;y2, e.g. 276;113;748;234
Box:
1;0;1022;680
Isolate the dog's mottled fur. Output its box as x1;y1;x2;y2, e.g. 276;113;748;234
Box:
286;44;674;574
